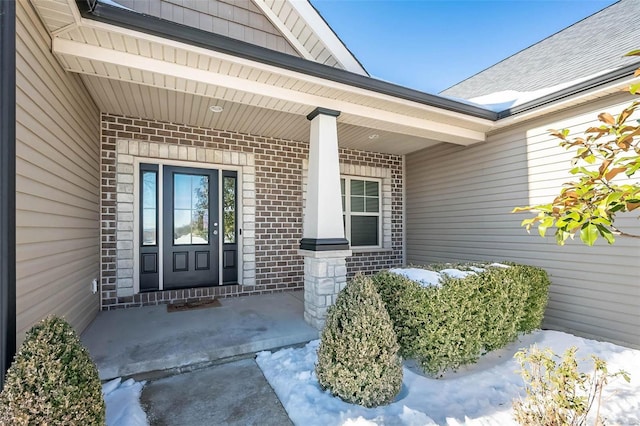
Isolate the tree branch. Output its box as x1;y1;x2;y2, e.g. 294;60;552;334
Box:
610;224;640;239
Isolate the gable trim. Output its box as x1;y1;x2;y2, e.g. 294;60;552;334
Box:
251;0;316;62
288;0;368;76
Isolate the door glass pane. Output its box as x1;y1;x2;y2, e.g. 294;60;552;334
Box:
174;173;209;245
351;216;378;247
223;176;236;244
141;171;157;246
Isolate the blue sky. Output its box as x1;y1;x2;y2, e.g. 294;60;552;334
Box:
310;0;617;94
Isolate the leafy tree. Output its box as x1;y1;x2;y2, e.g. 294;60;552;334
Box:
513;51;640;246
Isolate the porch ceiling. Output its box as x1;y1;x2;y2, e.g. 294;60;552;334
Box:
81;75;437;153
32;0;496;155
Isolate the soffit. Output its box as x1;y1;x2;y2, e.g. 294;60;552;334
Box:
31;0;493;152
81;75;442;154
29;0;78;33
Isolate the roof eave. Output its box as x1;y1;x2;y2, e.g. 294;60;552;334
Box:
496;61;640;120
78;0;498;121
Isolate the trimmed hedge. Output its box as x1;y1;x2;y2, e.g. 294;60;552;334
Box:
0;316;105;425
372;263;550;375
316;274;403;407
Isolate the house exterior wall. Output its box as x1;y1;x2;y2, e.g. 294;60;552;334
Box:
101;113;403;309
15;0;101;343
114;0;299;56
406;92;640;348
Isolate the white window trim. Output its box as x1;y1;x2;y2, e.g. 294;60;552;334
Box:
342;175;382;249
302;159;392;253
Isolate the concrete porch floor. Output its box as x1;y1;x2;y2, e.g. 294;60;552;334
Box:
81;290;318;381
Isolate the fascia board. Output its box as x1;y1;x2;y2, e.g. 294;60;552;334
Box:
53;37;487;144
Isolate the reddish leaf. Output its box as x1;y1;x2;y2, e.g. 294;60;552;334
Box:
598;112;615;125
604;167;626;181
626;202;640;211
598;159;612;174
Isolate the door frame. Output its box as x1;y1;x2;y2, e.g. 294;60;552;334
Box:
132;158;244;294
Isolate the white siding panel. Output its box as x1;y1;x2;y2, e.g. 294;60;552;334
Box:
406;93;640;348
16;0;100;344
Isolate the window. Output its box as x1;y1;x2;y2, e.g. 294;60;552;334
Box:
140;164;158;246
341;177;380;247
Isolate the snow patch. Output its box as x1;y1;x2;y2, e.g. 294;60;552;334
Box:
462;69;615;113
256;331;640;425
97;0;134;11
103;378;148;426
440;269;477;279
389;268;442;287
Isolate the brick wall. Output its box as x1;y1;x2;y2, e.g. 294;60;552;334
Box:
101;113;403;309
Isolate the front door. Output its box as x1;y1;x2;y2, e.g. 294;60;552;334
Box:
163;166;219;289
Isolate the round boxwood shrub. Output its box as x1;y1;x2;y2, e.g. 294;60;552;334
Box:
0;316;106;425
315;274;403;407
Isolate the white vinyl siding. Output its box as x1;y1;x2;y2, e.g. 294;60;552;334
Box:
16;0;101;344
406;92;640;348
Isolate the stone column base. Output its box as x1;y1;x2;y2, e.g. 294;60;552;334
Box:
299;249;352;330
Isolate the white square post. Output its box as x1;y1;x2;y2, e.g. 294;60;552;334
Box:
299;107;351;330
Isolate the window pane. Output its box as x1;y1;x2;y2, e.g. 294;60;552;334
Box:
142;172;156;209
365;197;379;213
174;174;192;209
351;179;364;196
191;210;209;244
174;173;209;245
141;171;157;246
192;176;209;210
223;176;236;244
174;209;192;244
142;208;156;245
340;178;345;195
351;216;378;246
365;181;379;197
351;196;365;212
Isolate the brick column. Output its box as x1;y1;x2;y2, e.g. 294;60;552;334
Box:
300;107;351;330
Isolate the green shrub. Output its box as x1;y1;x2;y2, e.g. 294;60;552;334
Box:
515;265;552;333
315;274;403;407
373;263;550;375
0;316;106;425
513;346;630;425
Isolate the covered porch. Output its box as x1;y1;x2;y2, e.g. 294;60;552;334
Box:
21;0;494;343
81;291;317;380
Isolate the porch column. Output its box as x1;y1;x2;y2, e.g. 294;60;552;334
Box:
300;107;351;330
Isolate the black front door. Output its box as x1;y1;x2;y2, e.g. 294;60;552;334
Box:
163;166;219;289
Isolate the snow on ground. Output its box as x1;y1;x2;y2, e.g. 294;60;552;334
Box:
256;330;640;426
103;378;148;426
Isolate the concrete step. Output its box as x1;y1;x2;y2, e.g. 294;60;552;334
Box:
81;291;319;380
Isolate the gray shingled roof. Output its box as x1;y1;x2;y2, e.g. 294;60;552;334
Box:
441;0;640;99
